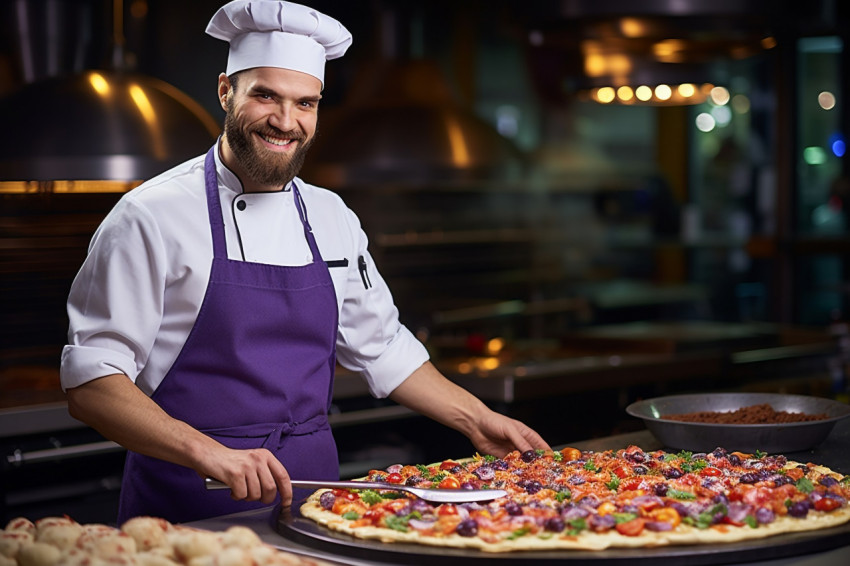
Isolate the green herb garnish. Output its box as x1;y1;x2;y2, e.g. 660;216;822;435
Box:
360;490;382;505
796;478;815;494
612;513;638;524
507;527;531;540
667;489;696;500
342;512;360;520
566;518;587;535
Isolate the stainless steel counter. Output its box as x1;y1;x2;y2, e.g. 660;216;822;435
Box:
187;417;850;566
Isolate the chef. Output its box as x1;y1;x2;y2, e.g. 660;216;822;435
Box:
60;0;549;524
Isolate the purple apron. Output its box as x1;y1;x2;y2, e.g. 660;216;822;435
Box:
117;146;339;523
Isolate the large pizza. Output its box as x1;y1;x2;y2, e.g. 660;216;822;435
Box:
300;445;850;552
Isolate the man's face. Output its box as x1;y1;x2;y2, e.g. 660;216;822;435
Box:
219;67;322;191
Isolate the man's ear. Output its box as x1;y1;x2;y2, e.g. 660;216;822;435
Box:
217;73;231;112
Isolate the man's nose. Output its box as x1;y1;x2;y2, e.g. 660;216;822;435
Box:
268;104;296;131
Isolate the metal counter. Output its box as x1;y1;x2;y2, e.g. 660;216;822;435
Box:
187;417;850;566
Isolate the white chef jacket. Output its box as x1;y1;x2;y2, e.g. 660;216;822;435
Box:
60;141;429;399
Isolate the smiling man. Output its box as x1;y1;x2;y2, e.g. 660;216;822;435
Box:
60;0;548;524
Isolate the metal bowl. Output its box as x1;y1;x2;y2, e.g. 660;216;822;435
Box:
625;393;850;453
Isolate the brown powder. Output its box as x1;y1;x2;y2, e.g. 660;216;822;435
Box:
663;403;830;424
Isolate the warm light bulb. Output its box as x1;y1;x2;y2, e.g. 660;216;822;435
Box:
635;85;653;102
617;86;634;102
710;86;731;106
596;87;616;103
677;83;696;98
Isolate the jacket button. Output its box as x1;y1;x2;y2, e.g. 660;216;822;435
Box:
236;200;246;211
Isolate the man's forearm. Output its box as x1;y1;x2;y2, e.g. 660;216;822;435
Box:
388;361;488;438
65;374;222;472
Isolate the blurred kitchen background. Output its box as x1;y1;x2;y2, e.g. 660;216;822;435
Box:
2;0;850;523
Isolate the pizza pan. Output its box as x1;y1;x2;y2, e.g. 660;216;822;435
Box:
625;392;850;453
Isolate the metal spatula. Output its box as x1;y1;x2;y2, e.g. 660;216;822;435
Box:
204;477;507;503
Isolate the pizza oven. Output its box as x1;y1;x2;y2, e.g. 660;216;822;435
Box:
0;0;219;525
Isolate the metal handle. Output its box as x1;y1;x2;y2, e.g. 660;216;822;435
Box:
6;440;124;467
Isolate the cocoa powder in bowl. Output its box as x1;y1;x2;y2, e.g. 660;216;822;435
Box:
663;403;830;424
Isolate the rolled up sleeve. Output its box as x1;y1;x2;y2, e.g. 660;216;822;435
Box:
60;197;166;392
333;224;429;399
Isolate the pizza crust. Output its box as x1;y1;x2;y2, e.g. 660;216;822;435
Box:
300;493;850;552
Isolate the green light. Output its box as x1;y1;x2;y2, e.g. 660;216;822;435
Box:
803;146;827;165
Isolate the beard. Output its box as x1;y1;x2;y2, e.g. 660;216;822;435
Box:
223;99;316;189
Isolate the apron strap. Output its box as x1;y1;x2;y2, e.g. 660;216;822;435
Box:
292;182;323;264
204;146;228;260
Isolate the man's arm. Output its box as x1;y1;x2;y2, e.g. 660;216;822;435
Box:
65;374;293;505
388;361;550;457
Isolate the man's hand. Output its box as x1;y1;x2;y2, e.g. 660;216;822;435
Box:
67;374;293;505
389;362;550;457
465;411;548;458
200;446;292;506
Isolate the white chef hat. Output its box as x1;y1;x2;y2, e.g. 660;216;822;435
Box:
205;0;352;88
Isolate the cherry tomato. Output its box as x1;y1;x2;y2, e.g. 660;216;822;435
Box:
648;507;681;528
700;467;722;477
784;468;805;481
332;489;359;501
437;504;458;516
362;509;383;525
560;447;582;462
440;460;460;471
385;472;403;484
814;498;841;512
439;476;461;489
609;462;632;479
619;477;644;492
615;517;646;537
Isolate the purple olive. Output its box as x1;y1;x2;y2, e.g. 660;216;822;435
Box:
521;450;539;463
455;519;478;537
319;491;335;510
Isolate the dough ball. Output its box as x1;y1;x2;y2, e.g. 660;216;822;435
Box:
17;541;62;566
219;527;261;550
36;524;84;551
76;529;137;559
134;552;181;566
35;517;77;535
0;531;34;558
120;518;171;552
187;547;253;566
58;547;106;566
246;546;277;565
0;553;16;566
5;517;36;535
168;530;222;562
